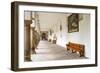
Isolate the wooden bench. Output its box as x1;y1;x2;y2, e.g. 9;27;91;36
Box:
66;42;85;57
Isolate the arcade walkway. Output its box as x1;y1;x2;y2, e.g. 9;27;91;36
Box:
31;40;85;61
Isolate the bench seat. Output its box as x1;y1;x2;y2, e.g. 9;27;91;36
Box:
66;42;85;57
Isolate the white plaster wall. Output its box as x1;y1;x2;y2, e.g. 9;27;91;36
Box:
79;14;90;58
55;14;68;48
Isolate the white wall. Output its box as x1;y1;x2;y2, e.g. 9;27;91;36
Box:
79;14;90;58
0;0;99;73
54;14;68;47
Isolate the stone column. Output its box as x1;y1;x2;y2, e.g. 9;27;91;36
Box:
24;20;32;61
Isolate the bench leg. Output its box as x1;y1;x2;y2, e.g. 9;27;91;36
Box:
79;51;84;57
67;48;70;51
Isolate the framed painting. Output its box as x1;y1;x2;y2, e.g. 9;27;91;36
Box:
68;13;79;33
11;1;97;71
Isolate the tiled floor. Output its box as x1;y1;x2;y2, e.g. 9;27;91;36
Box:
31;40;85;61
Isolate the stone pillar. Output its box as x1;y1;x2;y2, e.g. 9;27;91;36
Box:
24;20;32;61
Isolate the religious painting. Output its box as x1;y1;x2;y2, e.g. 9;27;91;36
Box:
68;13;79;33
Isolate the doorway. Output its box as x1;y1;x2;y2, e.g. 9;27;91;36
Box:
41;31;48;40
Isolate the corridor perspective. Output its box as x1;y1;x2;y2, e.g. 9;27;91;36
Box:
31;40;85;61
24;11;90;62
